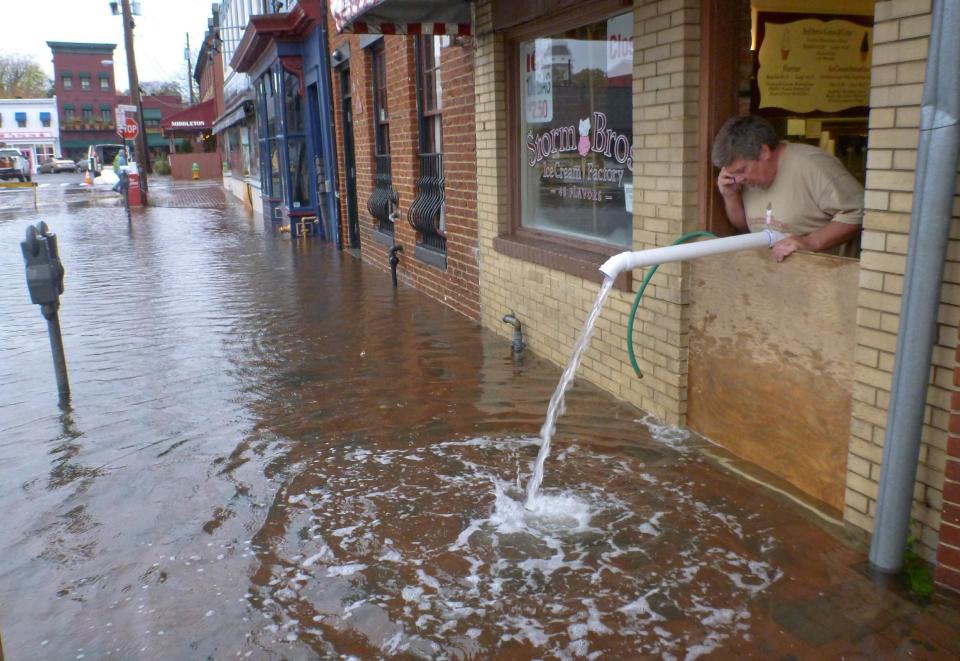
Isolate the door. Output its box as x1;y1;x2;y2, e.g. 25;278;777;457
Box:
339;66;360;249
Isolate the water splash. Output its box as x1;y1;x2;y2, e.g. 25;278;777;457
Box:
525;277;615;507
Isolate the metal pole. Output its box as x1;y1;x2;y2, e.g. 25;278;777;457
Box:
121;0;150;194
41;302;70;400
186;33;195;104
869;0;960;573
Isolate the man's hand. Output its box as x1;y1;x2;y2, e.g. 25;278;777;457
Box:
717;168;741;198
771;235;809;262
716;168;748;231
772;222;860;261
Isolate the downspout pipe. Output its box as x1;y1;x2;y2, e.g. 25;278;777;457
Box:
599;229;785;280
869;0;960;573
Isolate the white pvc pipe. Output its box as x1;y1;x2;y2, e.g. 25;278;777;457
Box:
599;229;787;279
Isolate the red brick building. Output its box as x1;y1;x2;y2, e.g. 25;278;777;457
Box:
327;25;480;321
48;41;185;164
47;41;119;160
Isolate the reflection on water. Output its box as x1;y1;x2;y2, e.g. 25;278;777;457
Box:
1;186;939;659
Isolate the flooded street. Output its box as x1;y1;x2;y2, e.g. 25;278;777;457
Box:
1;180;959;659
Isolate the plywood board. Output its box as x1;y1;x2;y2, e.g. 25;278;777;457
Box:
687;249;859;512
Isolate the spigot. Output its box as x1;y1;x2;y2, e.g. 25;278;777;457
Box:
389;244;403;288
502;312;524;353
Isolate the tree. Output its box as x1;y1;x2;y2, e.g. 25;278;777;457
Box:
0;54;50;98
141;80;184;100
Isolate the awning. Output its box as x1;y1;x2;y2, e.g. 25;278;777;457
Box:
15;112;26;122
212;100;252;135
331;0;472;35
160;99;216;135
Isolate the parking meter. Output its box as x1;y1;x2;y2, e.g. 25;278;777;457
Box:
21;221;65;308
20;221;70;400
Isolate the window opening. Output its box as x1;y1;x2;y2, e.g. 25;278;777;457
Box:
367;42;396;234
516;12;634;248
410;35;447;255
283;71;310;208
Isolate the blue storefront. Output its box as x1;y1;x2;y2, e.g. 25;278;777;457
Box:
231;2;339;243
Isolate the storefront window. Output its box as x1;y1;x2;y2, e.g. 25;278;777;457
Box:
37;145;54;164
246;122;257;177
269;139;282;200
518;12;634;248
284;72;303;135
265;71;279;138
287;138;310;208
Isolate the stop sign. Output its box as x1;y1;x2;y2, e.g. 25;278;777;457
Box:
123;117;140;140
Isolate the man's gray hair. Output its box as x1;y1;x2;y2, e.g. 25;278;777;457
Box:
711;115;780;168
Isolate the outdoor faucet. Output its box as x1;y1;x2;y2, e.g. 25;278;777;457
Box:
389;245;403;288
502;312;524;353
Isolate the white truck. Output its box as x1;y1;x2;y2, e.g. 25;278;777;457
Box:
0;147;31;182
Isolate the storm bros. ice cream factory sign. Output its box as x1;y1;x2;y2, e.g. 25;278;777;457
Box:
526;112;633;202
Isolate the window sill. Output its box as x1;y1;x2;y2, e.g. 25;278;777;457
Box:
493;232;632;291
372;228;395;247
415;243;447;270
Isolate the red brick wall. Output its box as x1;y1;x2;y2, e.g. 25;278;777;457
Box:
937;340;960;595
51;47;119;155
328;26;480;321
170;153;222;180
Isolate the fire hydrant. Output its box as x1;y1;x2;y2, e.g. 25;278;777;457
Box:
191;162;200;180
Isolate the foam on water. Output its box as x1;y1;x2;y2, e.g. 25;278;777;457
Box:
242;435;783;658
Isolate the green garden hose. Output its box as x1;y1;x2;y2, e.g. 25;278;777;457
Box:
626;230;717;377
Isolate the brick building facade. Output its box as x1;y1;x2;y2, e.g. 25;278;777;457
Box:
327;29;480;320
470;0;960;594
47;42;119;160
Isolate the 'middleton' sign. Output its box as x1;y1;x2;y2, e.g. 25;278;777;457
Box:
170;120;209;128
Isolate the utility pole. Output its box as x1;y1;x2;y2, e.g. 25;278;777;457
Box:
120;0;150;193
185;33;195;104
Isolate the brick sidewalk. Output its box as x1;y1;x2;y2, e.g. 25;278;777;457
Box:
147;179;228;209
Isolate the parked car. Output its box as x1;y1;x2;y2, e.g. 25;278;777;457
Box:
39;157;78;174
0;148;31;182
75;159;90;173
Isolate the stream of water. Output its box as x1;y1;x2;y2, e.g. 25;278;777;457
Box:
525;277;616;507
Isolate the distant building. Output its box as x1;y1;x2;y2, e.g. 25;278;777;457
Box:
215;0;260;206
159;6;223;180
0;98;61;174
48;40;185;166
123;94;186;162
47;41;118;160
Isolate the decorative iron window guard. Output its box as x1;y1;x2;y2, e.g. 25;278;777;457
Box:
367;153;397;234
407;152;445;252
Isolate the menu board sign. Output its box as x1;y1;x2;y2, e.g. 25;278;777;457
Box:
755;13;872;115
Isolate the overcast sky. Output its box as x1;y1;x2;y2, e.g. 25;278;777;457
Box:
7;0;219;92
